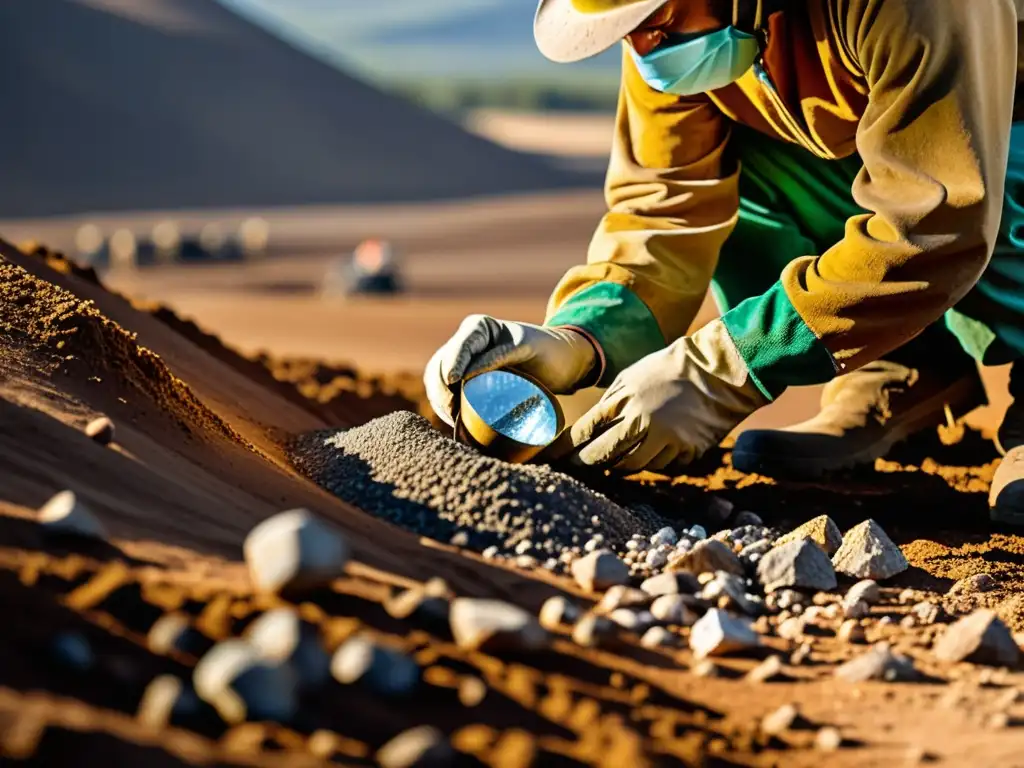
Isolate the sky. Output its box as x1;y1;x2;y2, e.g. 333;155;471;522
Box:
218;0;621;82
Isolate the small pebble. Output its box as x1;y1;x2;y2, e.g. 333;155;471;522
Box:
640;626;674;649
692;659;719;677
690;608;759;658
243;509;349;594
539;596;580;630
650;594;698;626
85;416;115;445
596;585;650;614
38;491;107;540
331;634;419;696
450;532;470;547
948;573;996;596
762;703;799;735
572;551;629;592
450;598;548;653
815;726;843;751
837;619;866;644
572;614;615;648
458;676;487;707
650;526;677;547
689;525;707;540
746;655;786;683
641;571;701;597
376;726;453;768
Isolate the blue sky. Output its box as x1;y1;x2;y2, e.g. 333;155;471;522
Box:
218;0;621;81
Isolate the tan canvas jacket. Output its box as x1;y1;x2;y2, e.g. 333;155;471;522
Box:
546;0;1020;397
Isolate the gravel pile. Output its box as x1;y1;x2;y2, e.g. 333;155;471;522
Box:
292;412;666;563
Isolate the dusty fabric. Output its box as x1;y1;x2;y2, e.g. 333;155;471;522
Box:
545;0;1020;393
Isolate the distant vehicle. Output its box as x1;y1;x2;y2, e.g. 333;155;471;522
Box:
322;239;402;297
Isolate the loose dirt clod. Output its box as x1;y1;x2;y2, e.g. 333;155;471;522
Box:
690;609;759;658
757;539;837;593
449;598;548;652
947;573;996;596
773;515;843;555
293;412;664;558
933;610;1021;667
832;520;908;580
37;490;107;540
243;508;349;594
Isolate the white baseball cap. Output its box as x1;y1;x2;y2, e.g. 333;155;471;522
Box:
534;0;668;63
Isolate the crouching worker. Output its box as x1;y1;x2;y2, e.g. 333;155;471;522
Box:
425;0;1024;524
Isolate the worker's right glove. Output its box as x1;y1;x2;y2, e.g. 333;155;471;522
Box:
424;314;598;427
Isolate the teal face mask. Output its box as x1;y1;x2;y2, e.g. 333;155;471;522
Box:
628;0;763;96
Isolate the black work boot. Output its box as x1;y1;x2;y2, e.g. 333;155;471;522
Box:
989;362;1024;526
732;326;987;480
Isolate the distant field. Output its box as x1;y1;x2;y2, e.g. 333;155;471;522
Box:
464;109;615;159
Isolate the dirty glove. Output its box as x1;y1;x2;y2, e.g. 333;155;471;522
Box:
570;319;768;472
425;314;598;427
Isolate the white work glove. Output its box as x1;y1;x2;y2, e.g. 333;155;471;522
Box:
570;319;768;472
425;314;598;427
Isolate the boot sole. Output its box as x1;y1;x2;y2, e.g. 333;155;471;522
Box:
732;374;987;481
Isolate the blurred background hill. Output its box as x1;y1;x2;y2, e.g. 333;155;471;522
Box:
221;0;622;112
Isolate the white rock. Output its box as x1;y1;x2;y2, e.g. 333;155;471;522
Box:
641;571;701;597
449;598;548;652
244;509;349;594
933;610;1021;667
571;613;616;648
331;633;420;696
571;550;629;592
831;520;908;580
85;416;115;445
689;525;707;540
244;608;331;689
596;585;650;614
193;639;298;724
650;527;678;547
538;596;580;630
689;609;760;659
757;539;837;593
147;613;206;657
762;703;799;735
38;491;107;540
835;643;918;682
136;675;206;728
376;726;454;768
640;626;675;649
650;594;699;626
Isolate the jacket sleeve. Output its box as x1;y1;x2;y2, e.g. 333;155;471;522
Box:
720;0;1018;399
544;46;740;386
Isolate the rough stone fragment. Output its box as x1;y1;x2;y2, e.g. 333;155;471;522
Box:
193;640;298;724
85;416;115;445
650;526;677;547
761;703;799;735
835;643;919;683
244;608;331;689
777;617;806;641
690;608;760;659
948;573;996;596
933;610;1021;667
701;572;761;617
243;508;349;594
331;634;420;696
757;539;837;594
650;594;699;626
911;601;940;626
773;515;843;555
376;726;453;768
845;579;881;605
571;550;629;592
38;491;107;540
596;585;650;614
831;520;908;580
609;608;652;632
669;538;743;577
571;614;616;648
640;626;675;649
449;598;548;652
640;571;701;598
746;655;787;683
538;596;580;630
843;599;869;620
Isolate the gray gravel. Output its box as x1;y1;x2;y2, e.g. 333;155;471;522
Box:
293;412;666;561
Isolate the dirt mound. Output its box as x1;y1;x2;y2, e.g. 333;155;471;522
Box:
293;411;665;559
0;236;1024;765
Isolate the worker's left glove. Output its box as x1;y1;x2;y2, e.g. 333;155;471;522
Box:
570;319;769;472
